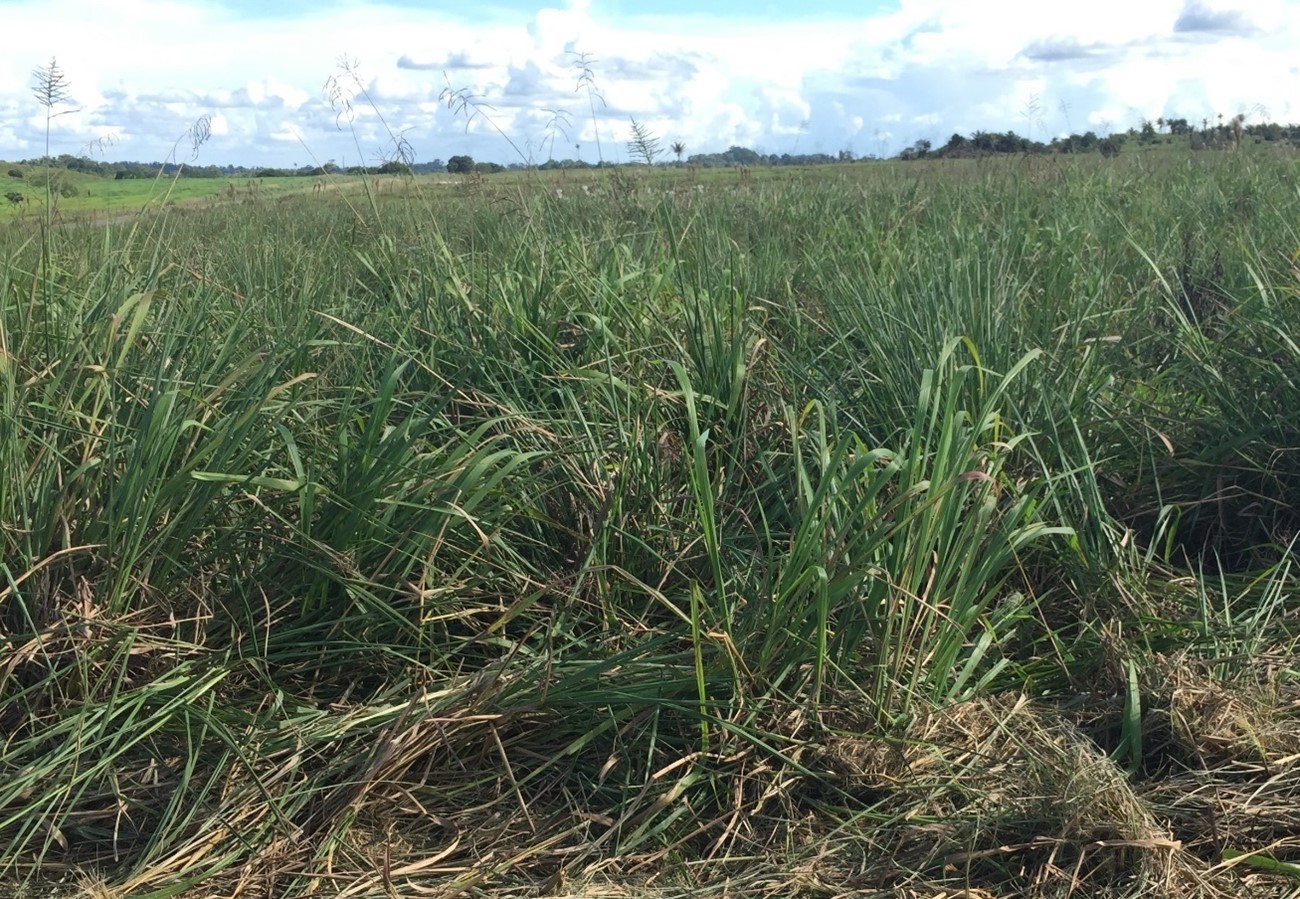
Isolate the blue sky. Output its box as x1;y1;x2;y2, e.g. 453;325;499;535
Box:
0;0;1295;167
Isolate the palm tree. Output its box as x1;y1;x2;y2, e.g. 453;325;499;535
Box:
671;141;685;165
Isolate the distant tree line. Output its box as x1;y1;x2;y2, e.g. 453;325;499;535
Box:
685;146;851;168
898;116;1300;161
8;114;1300;179
526;146;860;169
5;154;450;180
4;146;862;178
898;131;1121;160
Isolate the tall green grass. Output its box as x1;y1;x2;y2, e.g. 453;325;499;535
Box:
2;151;1298;897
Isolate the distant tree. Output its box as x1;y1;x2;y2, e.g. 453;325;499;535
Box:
941;133;968;154
378;160;412;176
900;139;932;160
671;140;685;163
1100;137;1121;158
994;131;1026;154
1037;129;1104;155
1253;122;1284;142
447;155;475;174
722;145;761;166
474;161;503;174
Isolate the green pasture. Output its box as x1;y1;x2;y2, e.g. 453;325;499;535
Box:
0;169;380;222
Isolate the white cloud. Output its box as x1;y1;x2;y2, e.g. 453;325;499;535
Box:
0;0;1297;165
269;122;305;143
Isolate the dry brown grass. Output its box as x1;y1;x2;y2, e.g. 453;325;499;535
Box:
17;670;1300;899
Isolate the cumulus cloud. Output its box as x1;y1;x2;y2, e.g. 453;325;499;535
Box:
501;62;554;103
1173;1;1259;36
1021;37;1118;63
398;53;494;71
601;53;700;83
0;0;1298;166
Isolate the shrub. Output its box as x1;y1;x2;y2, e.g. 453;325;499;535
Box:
5;191;24;205
6;169;22;180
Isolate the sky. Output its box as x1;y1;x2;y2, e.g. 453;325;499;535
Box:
0;0;1297;167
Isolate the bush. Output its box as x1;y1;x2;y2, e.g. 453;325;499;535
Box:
6;169;22;180
5;191;24;205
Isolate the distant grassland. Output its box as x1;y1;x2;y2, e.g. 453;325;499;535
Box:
0;169;380;221
0;162;863;224
1;138;1273;222
2;152;1300;899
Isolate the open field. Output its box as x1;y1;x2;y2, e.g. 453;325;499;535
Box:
1;162;905;226
0;170;384;223
2;153;1300;898
4;132;1267;224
